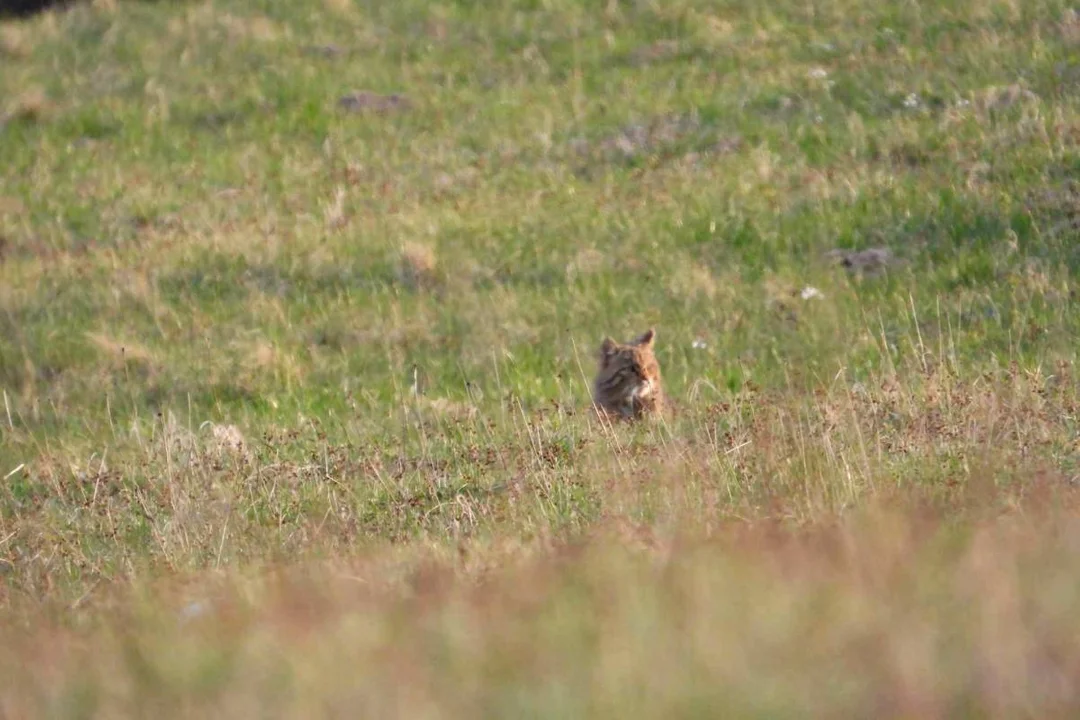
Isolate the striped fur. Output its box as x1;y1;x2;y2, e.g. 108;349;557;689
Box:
592;328;665;420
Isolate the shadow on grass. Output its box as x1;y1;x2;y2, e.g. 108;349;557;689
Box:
0;0;185;19
0;0;56;17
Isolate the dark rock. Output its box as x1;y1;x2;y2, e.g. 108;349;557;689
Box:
338;91;412;114
826;247;897;275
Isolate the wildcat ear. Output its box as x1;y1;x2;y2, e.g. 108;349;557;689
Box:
635;328;656;347
600;337;617;360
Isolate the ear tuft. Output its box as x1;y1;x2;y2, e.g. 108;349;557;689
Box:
600;337;617;359
636;328;656;347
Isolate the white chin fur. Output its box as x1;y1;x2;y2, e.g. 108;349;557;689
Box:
633;380;653;399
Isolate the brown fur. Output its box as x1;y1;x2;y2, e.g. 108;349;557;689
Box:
592;328;665;420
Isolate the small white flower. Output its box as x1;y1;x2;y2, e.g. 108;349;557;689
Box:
814;114;824;123
956;98;971;108
800;286;824;300
808;67;829;80
692;339;708;350
179;600;211;625
903;93;920;108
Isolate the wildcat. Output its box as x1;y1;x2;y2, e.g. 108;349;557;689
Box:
592;328;665;420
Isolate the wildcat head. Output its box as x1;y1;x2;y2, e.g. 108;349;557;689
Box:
592;328;664;419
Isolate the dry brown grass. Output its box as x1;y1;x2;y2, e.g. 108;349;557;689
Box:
3;492;1080;718
2;87;52;127
396;241;440;291
4;287;1080;717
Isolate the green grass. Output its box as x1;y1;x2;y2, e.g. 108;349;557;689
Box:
3;0;1080;715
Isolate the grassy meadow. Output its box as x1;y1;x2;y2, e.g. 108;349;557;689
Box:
3;0;1080;715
